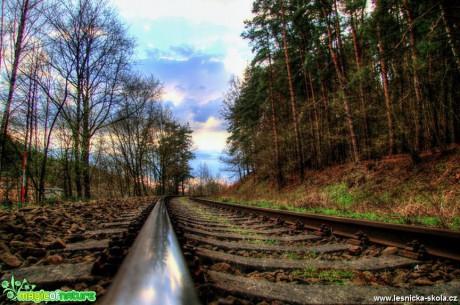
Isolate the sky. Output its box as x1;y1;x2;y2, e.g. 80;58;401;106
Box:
110;0;254;179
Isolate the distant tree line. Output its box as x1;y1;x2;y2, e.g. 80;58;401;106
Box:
189;162;226;196
221;0;460;186
0;0;194;203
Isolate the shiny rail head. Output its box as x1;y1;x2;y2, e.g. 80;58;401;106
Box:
100;197;201;305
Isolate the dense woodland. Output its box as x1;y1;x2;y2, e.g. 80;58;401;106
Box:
0;0;195;203
222;0;460;186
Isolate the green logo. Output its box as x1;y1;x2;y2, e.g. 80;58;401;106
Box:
2;275;96;303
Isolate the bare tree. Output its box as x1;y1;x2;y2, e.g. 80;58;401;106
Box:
44;0;134;199
0;0;44;178
195;162;211;196
109;73;163;196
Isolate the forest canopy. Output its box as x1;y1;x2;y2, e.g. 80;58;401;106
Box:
221;0;460;186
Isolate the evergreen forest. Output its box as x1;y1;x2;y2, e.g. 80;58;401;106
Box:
221;0;460;187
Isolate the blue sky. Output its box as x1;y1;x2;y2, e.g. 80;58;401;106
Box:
110;0;253;179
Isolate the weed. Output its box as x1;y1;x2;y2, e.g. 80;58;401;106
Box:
292;266;317;277
414;216;441;227
303;251;318;259
243;238;280;245
285;251;317;259
178;197;189;203
322;183;353;206
317;270;354;282
265;239;281;245
451;218;460;230
286;252;299;260
234;228;252;235
292;267;354;284
378;191;392;204
244;239;264;245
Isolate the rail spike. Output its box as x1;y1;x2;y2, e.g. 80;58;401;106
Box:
314;224;332;237
277;217;285;226
400;239;429;260
295;220;304;230
348;231;370;247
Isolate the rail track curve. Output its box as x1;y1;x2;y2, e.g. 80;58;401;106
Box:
1;196;459;304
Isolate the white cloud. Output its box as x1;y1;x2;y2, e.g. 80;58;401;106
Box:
193;129;228;153
111;0;253;28
202;116;221;129
163;85;185;106
192;130;228;153
192;116;227;152
109;0;254;177
143;23;152;32
224;47;250;77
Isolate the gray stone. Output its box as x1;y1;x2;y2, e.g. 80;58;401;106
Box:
1;262;97;288
183;227;320;242
207;271;460;304
186;233;350;253
197;248;418;271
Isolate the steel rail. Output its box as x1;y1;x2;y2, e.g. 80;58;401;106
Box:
192;198;460;262
100;197;201;305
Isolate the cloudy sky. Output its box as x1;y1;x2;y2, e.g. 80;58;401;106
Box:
110;0;254;179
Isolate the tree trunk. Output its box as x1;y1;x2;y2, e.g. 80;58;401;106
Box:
266;34;283;188
73;128;82;199
308;71;322;168
0;0;30;175
82;134;91;200
403;1;423;153
350;13;371;156
321;1;360;162
377;23;395;155
0;0;5;73
439;2;460;71
280;1;304;180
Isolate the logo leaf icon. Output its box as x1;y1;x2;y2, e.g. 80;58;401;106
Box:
10;275;15;291
2;275;19;301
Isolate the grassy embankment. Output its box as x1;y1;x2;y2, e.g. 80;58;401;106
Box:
214;148;460;230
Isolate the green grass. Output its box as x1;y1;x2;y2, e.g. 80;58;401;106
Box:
378;191;392;204
264;239;281;245
303;251;317;259
233;228;259;236
451;218;460;230
178;197;189;204
291;267;354;284
322;183;352;206
186;201;233;225
413;216;442;227
212;197;459;229
243;238;281;246
286;252;299;260
284;251;317;259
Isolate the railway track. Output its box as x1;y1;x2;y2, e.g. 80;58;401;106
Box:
1;196;459;304
168;197;460;304
0;197;157;304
